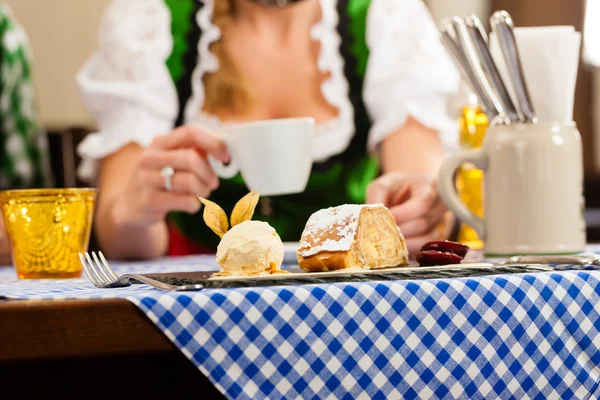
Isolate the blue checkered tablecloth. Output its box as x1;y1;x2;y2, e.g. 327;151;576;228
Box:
3;249;600;399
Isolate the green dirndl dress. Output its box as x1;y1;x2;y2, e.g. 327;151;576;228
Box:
164;0;380;255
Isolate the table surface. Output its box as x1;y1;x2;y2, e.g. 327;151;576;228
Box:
0;255;208;361
0;259;579;361
0;254;532;362
0;299;224;399
0;256;225;399
4;251;600;400
0;297;175;361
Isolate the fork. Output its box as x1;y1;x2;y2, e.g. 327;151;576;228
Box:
79;251;204;291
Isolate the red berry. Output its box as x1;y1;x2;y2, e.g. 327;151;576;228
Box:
421;240;470;258
415;250;464;266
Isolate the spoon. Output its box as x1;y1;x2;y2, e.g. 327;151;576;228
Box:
439;18;492;115
465;14;520;123
490;11;537;123
451;16;511;125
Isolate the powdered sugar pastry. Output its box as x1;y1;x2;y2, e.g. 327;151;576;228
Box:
298;204;385;257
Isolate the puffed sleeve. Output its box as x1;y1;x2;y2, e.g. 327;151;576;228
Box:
363;0;460;152
76;0;178;180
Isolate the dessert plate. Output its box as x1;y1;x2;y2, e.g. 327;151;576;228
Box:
147;262;553;289
209;262;494;280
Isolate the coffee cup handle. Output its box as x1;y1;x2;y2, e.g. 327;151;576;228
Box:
208;155;239;179
437;149;488;239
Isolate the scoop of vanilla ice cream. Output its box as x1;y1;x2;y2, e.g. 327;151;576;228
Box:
216;220;284;275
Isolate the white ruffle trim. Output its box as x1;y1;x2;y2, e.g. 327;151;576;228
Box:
309;0;355;162
183;0;222;126
184;0;356;163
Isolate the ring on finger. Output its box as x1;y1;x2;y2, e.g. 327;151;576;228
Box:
160;166;175;192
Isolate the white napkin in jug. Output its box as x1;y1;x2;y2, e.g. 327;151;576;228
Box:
489;26;582;123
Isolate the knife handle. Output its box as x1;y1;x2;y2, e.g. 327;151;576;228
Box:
506;255;593;265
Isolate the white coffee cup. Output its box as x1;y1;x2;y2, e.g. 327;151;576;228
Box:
438;122;586;256
208;117;314;196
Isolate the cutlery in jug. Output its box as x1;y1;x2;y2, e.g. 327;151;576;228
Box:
490;11;538;123
452;16;512;125
440;18;494;116
465;14;520;123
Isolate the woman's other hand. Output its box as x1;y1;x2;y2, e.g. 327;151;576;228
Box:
366;172;451;255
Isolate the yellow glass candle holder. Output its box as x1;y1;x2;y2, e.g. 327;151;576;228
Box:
0;188;97;279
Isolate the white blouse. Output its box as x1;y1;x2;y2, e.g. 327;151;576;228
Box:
76;0;460;180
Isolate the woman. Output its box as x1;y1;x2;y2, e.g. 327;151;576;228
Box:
77;0;460;260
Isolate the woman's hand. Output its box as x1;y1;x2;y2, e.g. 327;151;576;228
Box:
112;125;229;229
366;172;452;255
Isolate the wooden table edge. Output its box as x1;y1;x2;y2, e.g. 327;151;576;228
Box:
0;298;178;362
